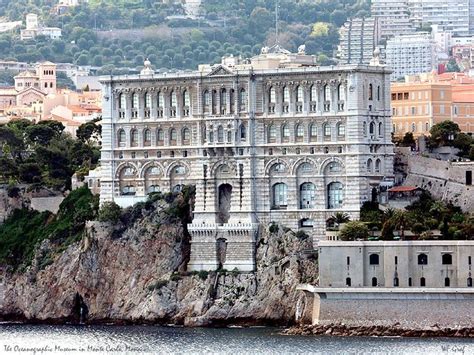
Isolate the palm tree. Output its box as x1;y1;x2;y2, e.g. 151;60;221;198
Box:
329;212;350;229
390;210;410;240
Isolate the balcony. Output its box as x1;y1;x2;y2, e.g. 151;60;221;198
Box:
324;101;331;112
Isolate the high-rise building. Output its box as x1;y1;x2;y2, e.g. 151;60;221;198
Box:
98;48;394;271
385;33;437;81
408;0;470;36
338;17;381;64
371;0;415;39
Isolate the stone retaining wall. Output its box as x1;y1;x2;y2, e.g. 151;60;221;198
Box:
298;286;474;328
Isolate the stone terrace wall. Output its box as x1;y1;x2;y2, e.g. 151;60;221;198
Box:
313;290;474;328
404;156;473;212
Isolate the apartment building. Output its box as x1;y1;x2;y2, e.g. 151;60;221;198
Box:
371;0;415;39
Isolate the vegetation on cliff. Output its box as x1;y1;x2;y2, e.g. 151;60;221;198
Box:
0;185;98;269
0;0;370;71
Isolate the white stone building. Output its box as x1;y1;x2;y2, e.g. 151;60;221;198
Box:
20;13;62;40
319;240;474;288
338;17;381;65
408;0;470;36
371;0;415;40
98;48;394;271
385;33;437;81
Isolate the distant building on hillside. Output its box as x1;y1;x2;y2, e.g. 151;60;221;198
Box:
371;0;415;39
385;33;437;81
338;17;381;65
20;13;62;40
391;72;474;137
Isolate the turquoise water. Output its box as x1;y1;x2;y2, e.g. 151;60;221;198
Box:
0;324;472;354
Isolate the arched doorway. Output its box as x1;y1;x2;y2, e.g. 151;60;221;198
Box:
217;183;232;224
216;238;227;269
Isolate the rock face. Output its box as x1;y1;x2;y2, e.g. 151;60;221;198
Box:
0;197;317;326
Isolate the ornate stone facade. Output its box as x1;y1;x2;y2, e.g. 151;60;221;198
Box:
99;50;394;271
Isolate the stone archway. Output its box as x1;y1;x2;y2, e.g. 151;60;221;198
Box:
216;238;227;269
217;183;232;224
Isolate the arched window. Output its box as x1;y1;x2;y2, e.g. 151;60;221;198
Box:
468;277;473;287
182;127;190;144
337;123;345;137
240;124;246;141
145;92;151;108
169;128;177;145
425;122;429;132
310;124;317;140
271;163;286;174
170;91;177;107
377;86;381;101
119;93;126;109
444;277;450;287
378;122;383;136
325;162;342;174
118;129;126;146
183;90;190;107
346;277;351;287
420;277;426;287
368;84;373;100
209;126;214;143
369;122;375;135
268;124;276;143
300;182;315;209
418;253;428;265
298;162;314;174
371;277;378;287
281;124;290;142
375;159;381;173
369;253;379;265
411;122;416;132
323;123;331;138
295;124;304;141
217;125;224;143
269;87;276;103
363;121;367;136
337;84;344;101
157;91;164;108
203;90;210;111
367;159;373;173
211;90;218;114
239;88;247;111
442;253;452;265
227;130;232;143
310;85;317;102
282;86;289;103
272;183;288;209
130;129;138;147
131;93;138;108
408;277;412;287
156;129;164;145
393;277;399;287
143;129;151;146
324;84;331;101
296;85;304;103
327;182;343;209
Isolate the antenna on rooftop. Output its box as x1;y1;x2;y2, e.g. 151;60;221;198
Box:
275;0;280;45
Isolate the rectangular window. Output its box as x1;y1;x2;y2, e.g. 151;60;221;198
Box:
347;256;350;265
466;171;472;186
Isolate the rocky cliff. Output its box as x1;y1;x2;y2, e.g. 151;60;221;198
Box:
0;195;317;326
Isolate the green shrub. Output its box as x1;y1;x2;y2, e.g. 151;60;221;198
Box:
147;280;168;291
339;221;369;241
269;222;279;234
98;201;121;223
198;270;209;280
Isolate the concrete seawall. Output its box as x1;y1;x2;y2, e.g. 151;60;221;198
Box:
298;285;474;328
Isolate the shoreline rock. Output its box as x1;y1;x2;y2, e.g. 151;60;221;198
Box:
282;324;474;338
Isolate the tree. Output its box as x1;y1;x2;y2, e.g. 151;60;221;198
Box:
339;221;369;241
401;132;416;147
446;59;461;73
98;201;122;223
310;22;329;37
76;119;101;144
390;210;410;239
328;212;350;228
430;121;460;146
453;133;473;156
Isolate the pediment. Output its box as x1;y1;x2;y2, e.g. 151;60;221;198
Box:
207;65;234;77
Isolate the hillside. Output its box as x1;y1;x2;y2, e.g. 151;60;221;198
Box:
0;0;370;73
